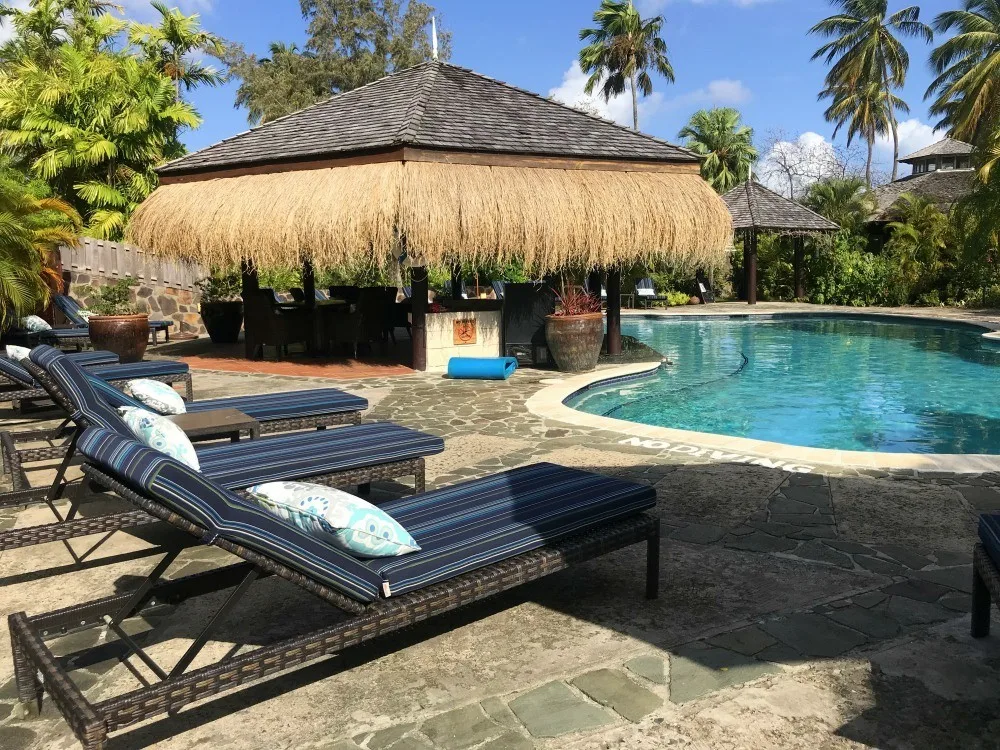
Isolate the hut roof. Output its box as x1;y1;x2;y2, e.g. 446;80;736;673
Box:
870;169;974;221
721;181;839;234
899;138;973;164
130;62;732;274
159;61;699;178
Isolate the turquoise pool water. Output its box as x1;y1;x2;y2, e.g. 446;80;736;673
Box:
568;316;1000;454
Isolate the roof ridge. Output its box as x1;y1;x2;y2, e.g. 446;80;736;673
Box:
159;61;438;172
396;62;438;144
433;61;700;161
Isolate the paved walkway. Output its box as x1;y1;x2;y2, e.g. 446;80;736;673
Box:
2;307;1000;749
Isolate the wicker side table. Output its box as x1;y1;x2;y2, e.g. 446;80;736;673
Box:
167;408;260;443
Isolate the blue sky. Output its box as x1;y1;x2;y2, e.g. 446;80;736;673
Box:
54;1;965;181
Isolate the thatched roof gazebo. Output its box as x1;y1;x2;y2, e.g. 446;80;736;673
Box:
722;180;838;304
130;61;733;367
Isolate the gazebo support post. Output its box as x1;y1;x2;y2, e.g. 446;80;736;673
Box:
411;265;428;371
606;268;622;356
302;260;316;309
746;229;758;306
587;269;603;302
241;260;259;359
793;236;805;300
450;264;463;299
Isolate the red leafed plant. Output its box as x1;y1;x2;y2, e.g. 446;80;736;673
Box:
552;286;602;317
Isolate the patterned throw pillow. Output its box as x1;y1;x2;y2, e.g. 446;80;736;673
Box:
118;406;200;470
4;345;31;361
247;481;420;558
124;378;186;415
20;315;51;332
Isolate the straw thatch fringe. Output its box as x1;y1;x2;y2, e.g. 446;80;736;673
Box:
127;162;733;273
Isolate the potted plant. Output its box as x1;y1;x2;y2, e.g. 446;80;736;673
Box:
545;285;604;372
84;278;148;362
197;269;243;343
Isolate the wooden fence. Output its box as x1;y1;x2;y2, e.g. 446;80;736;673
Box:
58;238;203;290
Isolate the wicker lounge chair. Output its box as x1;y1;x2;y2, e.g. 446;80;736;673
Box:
54;294;174;344
635;278;670;309
0;348;443;549
972;514;1000;638
8;425;659;750
0;351;192;408
0;350;118;391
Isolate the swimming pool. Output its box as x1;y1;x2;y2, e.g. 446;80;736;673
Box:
567;315;1000;454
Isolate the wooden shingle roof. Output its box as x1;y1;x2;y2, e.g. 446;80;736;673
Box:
159;61;699;177
899;138;973;163
871;169;974;220
721;181;839;234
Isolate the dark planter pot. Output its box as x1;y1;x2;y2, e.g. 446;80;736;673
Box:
201;301;244;344
89;314;149;363
545;313;604;373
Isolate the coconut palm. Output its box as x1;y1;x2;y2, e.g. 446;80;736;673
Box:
821;79;905;186
803;176;877;231
811;0;933;180
678;108;758;193
129;1;225;100
927;2;1000;177
886;192;950;287
579;0;674;131
0;165;81;331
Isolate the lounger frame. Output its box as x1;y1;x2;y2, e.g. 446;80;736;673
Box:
972;543;1000;637
10;464;661;750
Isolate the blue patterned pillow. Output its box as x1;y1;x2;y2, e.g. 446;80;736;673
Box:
246;481;420;558
124;378;186;415
118;406;200;470
20;315;51;332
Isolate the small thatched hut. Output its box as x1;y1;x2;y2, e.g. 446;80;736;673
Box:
130;61;734;367
722;181;838;304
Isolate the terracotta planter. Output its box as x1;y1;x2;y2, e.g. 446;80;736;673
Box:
201;301;244;344
88;314;149;363
545;313;604;373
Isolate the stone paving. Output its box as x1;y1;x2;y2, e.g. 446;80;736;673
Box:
0;341;999;748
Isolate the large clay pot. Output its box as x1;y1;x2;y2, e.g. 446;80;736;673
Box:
545;313;604;372
88;314;149;363
201;301;244;344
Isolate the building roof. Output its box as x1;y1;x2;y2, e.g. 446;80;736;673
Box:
159;61;699;177
721;180;839;234
871;169;974;220
899;138;973;164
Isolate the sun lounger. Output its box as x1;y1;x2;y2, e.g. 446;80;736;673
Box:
972;514;1000;638
8;425;659;750
54;294;174;344
635;278;670;309
0;350;118;391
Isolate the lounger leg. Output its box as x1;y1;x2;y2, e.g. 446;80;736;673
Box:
183;374;193;401
11;624;42;708
415;459;425;494
43;430;80;514
972;564;991;638
646;520;661;600
357;483;371;496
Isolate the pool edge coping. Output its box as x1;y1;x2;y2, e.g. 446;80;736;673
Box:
527;350;1000;476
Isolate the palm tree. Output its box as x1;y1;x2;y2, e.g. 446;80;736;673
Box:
579;0;674;131
810;0;933;180
678;108;758;193
821;80;904;185
886;192;950;288
803;176;877;231
0;164;81;331
129;1;225;100
927;2;1000;177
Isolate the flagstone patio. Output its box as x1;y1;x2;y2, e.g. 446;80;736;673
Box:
0;359;998;749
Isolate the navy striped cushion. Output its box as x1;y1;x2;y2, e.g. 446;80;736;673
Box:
67;350;120;367
1;349;120;387
196;422;443;489
0;356;34;386
150;320;173;329
38;328;90;340
979;514;1000;569
187;389;367;420
53;295;88;326
90;360;189;380
77;427;383;602
363;463;656;596
29;345;132;432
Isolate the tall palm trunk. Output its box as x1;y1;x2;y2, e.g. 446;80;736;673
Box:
884;68;899;182
865;139;874;187
630;72;638;131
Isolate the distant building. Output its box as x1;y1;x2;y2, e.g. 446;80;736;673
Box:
871;138;975;221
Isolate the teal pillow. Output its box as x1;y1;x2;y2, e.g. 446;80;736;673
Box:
247;481;420;558
118;406;200;470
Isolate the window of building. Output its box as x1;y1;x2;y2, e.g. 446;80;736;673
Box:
928;161;938;171
959;158;971;169
942;157;955;170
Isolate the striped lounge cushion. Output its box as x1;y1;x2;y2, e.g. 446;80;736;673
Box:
362;462;657;597
38;328;91;340
196;422;443;489
77;427;385;603
90;360;189;381
0;356;36;386
1;349;120;387
30;345;137;430
979;514;1000;569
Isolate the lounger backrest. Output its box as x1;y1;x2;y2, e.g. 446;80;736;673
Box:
53;295;88;326
491;281;505;300
78;427;384;603
28;345;132;433
635;278;655;296
86;375;147;411
0;356;34;386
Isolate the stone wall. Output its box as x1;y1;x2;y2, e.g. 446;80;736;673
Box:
56;238;206;335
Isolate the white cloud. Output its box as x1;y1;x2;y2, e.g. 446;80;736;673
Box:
664;78;752;111
548;61;663;128
758;132;841;198
875;118;945;160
